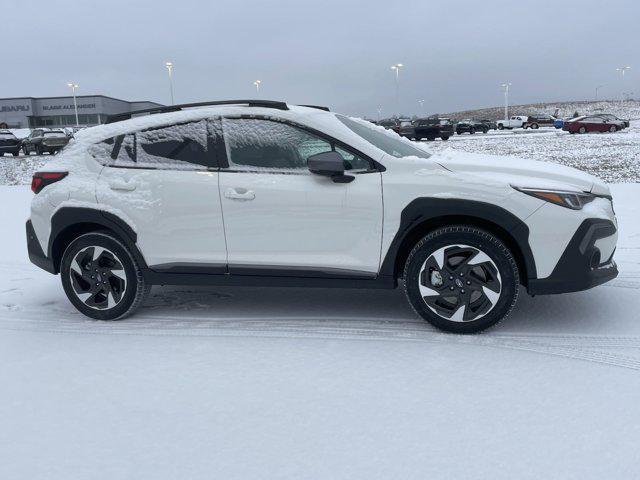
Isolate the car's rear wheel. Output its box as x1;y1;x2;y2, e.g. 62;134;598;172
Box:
531;123;539;129
482;127;488;133
578;126;587;134
61;232;150;320
609;125;617;133
441;135;450;141
426;135;436;141
403;226;519;333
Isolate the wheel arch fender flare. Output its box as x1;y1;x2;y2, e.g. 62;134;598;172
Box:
49;207;147;274
380;198;537;284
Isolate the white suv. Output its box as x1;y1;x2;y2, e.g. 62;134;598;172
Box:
26;100;619;333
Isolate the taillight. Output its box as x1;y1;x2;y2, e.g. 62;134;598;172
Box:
31;172;68;194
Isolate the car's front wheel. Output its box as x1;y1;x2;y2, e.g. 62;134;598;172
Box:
403;226;519;333
60;232;150;320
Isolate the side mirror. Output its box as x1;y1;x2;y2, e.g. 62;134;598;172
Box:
308;151;354;183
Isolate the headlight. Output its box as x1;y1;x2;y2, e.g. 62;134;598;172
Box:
513;187;596;210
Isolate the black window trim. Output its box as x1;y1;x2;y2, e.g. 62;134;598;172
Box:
218;114;385;174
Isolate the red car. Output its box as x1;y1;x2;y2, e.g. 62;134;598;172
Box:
562;115;623;134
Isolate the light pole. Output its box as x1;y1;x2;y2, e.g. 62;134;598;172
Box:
253;79;261;95
501;83;511;119
418;99;425;115
391;63;403;115
616;66;630;103
165;61;174;105
595;85;604;102
67;83;79;127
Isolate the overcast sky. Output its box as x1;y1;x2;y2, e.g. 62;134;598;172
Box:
4;0;638;117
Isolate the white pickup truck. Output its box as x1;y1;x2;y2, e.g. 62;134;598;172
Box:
496;115;528;130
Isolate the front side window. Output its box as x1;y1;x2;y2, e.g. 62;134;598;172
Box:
222;118;371;172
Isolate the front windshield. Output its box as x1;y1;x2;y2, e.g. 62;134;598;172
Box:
336;115;430;159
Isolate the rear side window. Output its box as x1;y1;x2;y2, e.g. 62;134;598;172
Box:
88;120;214;170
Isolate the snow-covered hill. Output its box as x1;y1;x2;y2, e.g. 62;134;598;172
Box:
443;99;640;121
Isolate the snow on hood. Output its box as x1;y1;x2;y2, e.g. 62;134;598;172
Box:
432;148;610;196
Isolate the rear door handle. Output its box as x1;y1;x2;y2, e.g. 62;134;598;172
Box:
109;179;136;192
224;188;255;201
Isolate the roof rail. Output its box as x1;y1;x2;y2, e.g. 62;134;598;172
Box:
105;99;289;124
298;104;330;112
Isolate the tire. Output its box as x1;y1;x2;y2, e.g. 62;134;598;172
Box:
578;126;587;134
441;135;450;141
60;231;150;321
469;127;475;134
403;225;519;334
426;135;436;141
497;124;504;130
482;128;488;134
531;123;539;129
22;145;29;155
609;125;617;133
13;151;19;156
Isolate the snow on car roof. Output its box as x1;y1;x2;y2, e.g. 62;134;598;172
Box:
73;104;331;145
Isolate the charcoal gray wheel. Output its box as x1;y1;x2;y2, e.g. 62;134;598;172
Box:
403;226;519;333
61;232;149;320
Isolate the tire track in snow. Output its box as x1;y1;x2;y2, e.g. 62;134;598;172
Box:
2;312;640;370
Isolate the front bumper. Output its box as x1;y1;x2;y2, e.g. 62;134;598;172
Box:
528;218;618;295
26;220;56;273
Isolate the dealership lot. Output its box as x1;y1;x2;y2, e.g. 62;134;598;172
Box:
1;114;639;479
2;120;639;184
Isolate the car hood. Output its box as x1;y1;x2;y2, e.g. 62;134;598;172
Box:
432;149;610;196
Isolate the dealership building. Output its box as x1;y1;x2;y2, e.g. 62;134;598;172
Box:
0;95;164;129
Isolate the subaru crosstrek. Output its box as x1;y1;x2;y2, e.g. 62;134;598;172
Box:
26;100;618;333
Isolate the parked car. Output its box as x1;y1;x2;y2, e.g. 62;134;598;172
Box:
378;118;400;134
562;115;624;134
480;119;497;130
413;117;454;141
456;119;488;135
594;113;630;129
398;119;416;139
26;100;618;334
22;129;70;155
0;129;21;156
523;114;557;129
496;115;529;130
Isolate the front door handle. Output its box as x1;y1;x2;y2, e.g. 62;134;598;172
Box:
224;188;255;201
109;179;136;192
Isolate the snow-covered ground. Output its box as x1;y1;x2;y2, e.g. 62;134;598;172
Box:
426;121;640;183
1;181;640;478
